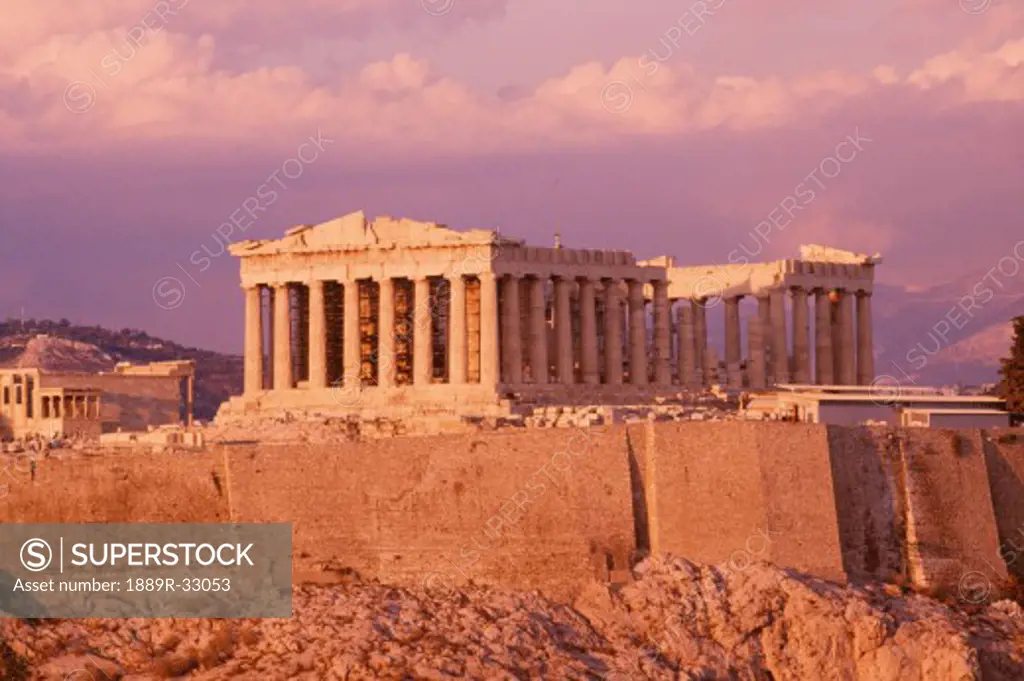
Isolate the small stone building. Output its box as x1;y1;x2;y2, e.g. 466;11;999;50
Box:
0;360;195;439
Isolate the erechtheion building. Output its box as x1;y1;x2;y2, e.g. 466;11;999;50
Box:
0;359;196;439
222;211;881;418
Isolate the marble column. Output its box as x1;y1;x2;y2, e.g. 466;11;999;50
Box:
814;289;834;385
724;296;741;389
414;277;433;385
266;288;275;387
479;272;500;387
692;300;707;386
758;296;772;384
185;376;194;426
448;275;467;384
603;280;623;385
837;289;856;385
831;295;843;384
500;275;523;385
857;291;874;386
243;285;263;394
628;280;648;386
748;299;767;390
273;283;292;390
770;289;789;384
653;281;672;385
554;276;574;385
791;287;811;384
579;278;599;385
308;280;327;389
528;276;548;385
343;281;361;386
378;278;395;389
677;303;695;386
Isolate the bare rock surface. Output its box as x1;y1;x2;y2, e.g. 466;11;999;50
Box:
11;335;116;373
4;557;1024;680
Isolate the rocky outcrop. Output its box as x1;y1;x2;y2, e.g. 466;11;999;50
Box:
12;335;115;374
4;557;1024;680
579;559;997;680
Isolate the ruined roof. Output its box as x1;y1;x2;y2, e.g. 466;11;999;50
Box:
798;244;883;265
229;211;523;256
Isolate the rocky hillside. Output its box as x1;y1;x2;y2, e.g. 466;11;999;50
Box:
0;320;241;421
10;335;117;374
4;557;1024;680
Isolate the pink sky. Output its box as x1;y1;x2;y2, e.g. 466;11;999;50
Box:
1;0;1022;352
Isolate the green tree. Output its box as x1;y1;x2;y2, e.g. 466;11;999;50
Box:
999;315;1024;414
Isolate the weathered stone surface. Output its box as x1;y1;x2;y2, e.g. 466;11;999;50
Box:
4;557;1023;680
5;424;1024;609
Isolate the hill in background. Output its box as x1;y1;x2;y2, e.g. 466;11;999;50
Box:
873;269;1024;387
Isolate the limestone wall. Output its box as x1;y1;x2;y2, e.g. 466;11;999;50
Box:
3;422;1023;601
899;429;1005;592
221;425;636;597
0;453;225;524
983;432;1024;581
44;374;183;431
825;426;905;582
641;421;846;582
638;422;1008;594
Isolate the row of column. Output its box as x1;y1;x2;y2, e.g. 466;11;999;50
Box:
244;276;875;396
691;287;873;390
40;394;100;420
497;275;672;388
243;273;679;394
244;274;500;394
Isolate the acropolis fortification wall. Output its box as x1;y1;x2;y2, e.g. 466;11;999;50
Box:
4;423;1023;601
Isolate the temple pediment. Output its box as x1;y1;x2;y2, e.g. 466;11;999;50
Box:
230;210;520;256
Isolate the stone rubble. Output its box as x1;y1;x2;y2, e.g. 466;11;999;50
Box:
97;425;205;454
4;557;1024;680
205;391;783;444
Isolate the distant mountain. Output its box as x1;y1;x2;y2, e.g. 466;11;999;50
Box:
873;270;1024;387
0;320;241;420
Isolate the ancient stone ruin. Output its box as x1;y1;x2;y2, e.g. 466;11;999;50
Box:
221;210;881;422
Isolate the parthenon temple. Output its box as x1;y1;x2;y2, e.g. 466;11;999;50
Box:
222;211;881;418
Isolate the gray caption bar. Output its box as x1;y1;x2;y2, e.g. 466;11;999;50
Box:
0;523;292;618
